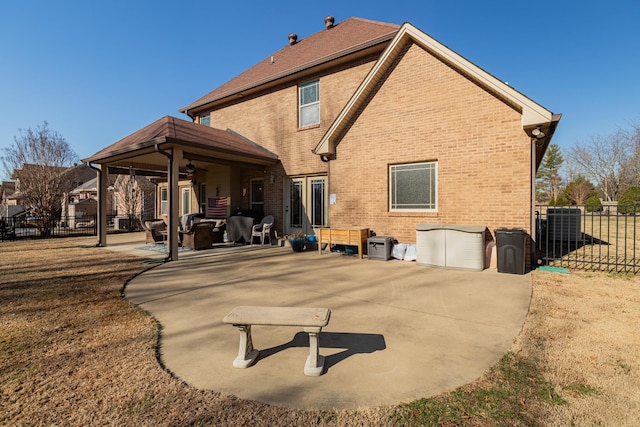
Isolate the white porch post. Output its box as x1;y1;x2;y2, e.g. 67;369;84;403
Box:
96;164;108;247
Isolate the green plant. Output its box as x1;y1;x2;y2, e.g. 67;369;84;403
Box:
585;194;603;212
550;195;571;206
618;186;640;214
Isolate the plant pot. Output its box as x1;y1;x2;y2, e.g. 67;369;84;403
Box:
289;237;305;252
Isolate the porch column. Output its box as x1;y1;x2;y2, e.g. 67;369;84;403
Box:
96;164;108;247
167;148;180;261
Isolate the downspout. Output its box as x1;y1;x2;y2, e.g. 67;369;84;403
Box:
531;137;537;266
87;162;107;247
155;144;176;262
320;154;331;229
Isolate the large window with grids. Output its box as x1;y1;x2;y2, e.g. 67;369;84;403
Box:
389;162;437;212
298;80;319;127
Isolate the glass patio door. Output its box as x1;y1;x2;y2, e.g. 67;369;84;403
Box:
285;176;327;236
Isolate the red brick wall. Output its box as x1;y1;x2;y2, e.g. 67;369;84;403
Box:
207;57;380;230
205;42;534;249
328;43;532;243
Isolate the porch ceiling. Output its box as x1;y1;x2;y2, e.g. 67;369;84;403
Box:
82;116;279;172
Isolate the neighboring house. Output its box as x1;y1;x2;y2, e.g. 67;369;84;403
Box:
84;16;560;262
109;174;156;226
0;181;25;217
65;174;156;229
2;163;96;221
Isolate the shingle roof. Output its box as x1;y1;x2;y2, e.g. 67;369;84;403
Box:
180;17;400;113
83;116;278;164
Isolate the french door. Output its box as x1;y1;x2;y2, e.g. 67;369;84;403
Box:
285;176;327;236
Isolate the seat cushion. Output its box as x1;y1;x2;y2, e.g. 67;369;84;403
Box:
145;220;166;231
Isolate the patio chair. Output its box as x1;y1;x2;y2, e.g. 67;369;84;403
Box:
180;221;216;250
142;219;167;244
250;215;274;246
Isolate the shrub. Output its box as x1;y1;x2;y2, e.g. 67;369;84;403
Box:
618;187;640;215
585;195;603;212
550;195;570;206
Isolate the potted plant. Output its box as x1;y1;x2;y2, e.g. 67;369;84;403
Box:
287;233;306;252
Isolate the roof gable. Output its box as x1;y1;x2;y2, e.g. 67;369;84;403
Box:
314;23;560;156
180;17;400;114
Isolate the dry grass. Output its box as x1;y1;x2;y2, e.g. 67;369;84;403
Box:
513;269;640;426
1;237;639;426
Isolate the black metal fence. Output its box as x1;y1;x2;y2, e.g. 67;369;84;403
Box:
535;205;640;274
0;215;147;241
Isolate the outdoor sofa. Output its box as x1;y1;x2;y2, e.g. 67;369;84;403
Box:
180;219;226;250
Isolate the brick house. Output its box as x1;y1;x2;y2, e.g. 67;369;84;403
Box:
84;16;560;261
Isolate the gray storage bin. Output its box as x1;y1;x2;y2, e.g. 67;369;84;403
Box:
416;224;487;271
367;236;394;260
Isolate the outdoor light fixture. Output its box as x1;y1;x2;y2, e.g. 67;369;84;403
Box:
185;161;196;174
531;128;545;139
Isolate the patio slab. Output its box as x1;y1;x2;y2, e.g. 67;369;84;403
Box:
107;233;531;410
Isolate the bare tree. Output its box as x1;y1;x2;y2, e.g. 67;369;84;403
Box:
1;122;78;235
569;129;634;201
623;121;640;187
113;173;154;231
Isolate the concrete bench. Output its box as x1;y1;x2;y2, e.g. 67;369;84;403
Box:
223;306;331;376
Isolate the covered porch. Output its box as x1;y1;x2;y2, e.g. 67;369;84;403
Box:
83;116;279;261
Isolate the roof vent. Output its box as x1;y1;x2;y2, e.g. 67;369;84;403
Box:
324;16;335;29
288;33;298;45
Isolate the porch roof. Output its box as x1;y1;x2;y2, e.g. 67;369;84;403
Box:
83;116;278;171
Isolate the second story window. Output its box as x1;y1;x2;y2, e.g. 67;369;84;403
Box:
299;80;319;127
200;113;210;126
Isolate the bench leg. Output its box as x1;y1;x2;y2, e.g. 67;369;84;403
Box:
232;325;259;368
304;330;325;376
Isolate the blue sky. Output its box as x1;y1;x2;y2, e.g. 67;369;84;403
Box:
1;1;639;176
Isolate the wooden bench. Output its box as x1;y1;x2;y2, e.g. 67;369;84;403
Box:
222;306;331;376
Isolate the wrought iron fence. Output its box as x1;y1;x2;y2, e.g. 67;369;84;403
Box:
0;214;148;241
535;205;640;274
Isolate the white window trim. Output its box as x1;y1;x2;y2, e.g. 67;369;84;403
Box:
298;80;320;127
160;187;168;216
389;161;438;212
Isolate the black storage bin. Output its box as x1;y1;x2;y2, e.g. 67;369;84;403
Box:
367;236;394;260
495;228;526;274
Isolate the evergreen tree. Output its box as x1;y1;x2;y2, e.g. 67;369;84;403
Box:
618;186;640;214
536;143;564;203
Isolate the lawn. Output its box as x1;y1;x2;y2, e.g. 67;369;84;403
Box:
1;238;638;426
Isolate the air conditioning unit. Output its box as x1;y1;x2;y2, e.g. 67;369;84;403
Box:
546;208;582;241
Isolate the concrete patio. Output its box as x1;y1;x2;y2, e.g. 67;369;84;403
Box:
100;232;531;410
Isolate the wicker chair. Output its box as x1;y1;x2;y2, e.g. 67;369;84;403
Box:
142;219;167;244
180;219;226;250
